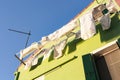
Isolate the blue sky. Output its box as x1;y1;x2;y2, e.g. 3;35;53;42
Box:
0;0;92;80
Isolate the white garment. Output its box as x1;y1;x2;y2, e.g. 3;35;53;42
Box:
24;55;34;69
48;30;59;41
75;30;81;39
43;48;54;60
79;11;96;40
48;20;77;41
106;1;117;13
32;49;48;66
32;56;38;66
40;36;49;45
20;42;42;59
24;49;45;69
54;39;67;59
66;32;75;38
31;48;54;66
57;20;77;38
100;13;111;30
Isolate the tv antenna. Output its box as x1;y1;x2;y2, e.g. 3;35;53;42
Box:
8;29;31;65
8;29;31;48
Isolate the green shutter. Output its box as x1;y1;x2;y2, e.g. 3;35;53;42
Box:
82;54;99;80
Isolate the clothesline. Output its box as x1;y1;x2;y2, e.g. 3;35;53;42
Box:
15;1;117;69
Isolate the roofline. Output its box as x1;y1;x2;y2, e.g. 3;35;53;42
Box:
72;0;95;20
16;0;96;71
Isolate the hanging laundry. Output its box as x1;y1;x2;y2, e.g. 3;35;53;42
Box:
100;13;111;30
66;32;75;38
19;42;43;59
106;0;118;13
75;30;81;39
31;49;48;66
48;30;59;41
40;36;49;45
31;56;39;66
32;47;55;66
54;39;67;59
24;55;34;69
31;49;52;66
24;61;31;69
24;49;39;69
79;10;96;40
92;4;106;20
48;20;78;41
43;47;54;60
24;49;45;69
57;20;78;38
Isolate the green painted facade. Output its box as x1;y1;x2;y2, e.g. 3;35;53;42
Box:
14;0;120;80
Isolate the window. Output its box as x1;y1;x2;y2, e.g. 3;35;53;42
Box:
82;39;120;80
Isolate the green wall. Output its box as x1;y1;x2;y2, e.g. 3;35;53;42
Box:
15;0;120;80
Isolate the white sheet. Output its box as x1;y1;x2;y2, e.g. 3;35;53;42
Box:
20;42;42;59
100;13;111;30
48;20;77;41
54;39;67;59
79;10;96;40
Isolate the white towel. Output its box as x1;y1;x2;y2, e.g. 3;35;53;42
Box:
43;48;54;60
32;49;48;66
20;42;42;59
79;10;96;40
24;55;34;69
40;36;49;45
75;30;81;39
106;1;117;13
48;30;59;41
54;39;67;59
48;20;77;41
100;13;111;30
57;20;77;38
24;49;45;69
32;56;38;66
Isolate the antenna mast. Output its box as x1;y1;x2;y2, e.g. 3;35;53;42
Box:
8;29;31;48
8;28;31;65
